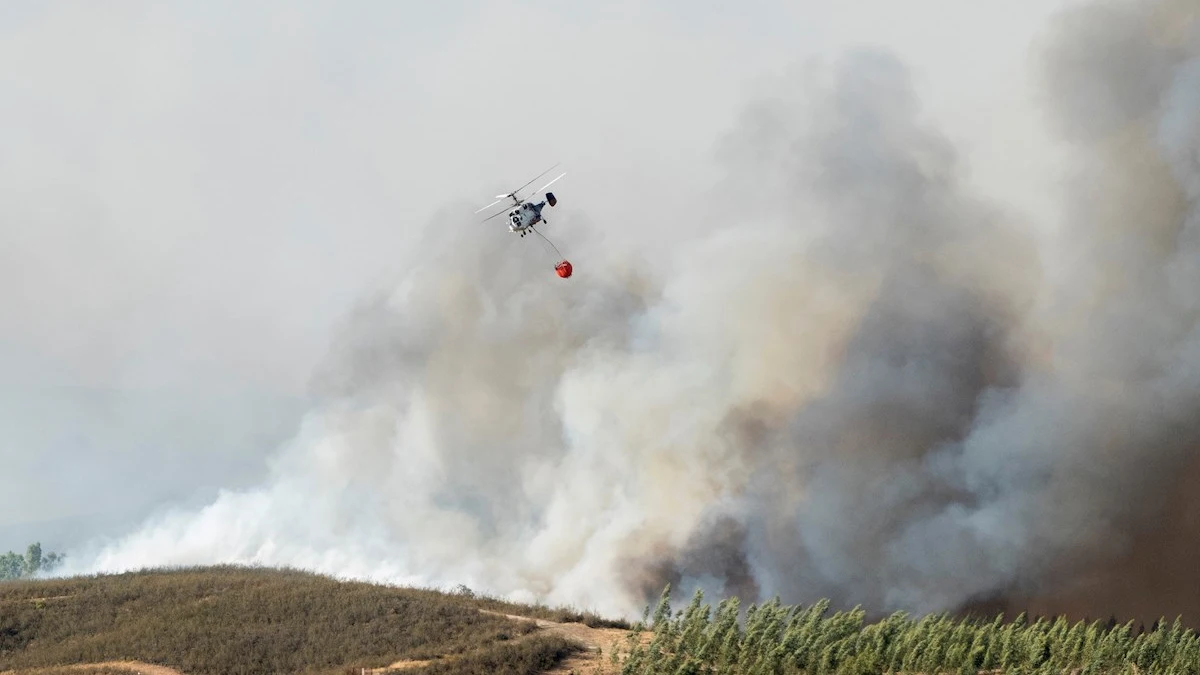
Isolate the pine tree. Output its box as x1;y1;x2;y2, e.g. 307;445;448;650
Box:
677;590;709;658
1027;627;1050;669
652;584;674;630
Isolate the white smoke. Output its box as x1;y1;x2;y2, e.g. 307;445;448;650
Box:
67;0;1200;623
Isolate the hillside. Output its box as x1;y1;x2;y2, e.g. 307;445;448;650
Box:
0;566;630;675
7;567;1200;675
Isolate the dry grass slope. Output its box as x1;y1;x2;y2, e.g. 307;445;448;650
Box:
0;566;628;675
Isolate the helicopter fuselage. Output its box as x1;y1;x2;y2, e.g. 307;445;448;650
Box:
508;201;545;233
508;191;557;237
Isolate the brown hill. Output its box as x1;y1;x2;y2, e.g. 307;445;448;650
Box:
0;566;633;675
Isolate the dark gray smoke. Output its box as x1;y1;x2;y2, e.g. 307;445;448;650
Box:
71;0;1200;624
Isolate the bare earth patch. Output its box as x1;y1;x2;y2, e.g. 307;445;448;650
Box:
362;659;435;673
0;661;187;675
479;611;647;675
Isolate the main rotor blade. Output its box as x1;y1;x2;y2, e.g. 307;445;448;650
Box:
508;162;560;200
533;172;565;196
476;163;558;218
474;197;506;214
483;206;513;222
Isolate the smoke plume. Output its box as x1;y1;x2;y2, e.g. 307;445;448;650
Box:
73;0;1200;624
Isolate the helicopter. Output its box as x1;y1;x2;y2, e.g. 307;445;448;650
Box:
474;163;566;238
474;164;574;278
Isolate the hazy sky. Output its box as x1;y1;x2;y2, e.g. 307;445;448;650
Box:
0;0;1071;551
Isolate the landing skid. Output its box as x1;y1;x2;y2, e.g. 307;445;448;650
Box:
518;221;546;238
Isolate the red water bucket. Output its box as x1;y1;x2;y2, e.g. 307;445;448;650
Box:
554;260;573;278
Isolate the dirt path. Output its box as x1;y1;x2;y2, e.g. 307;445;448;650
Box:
479;611;645;675
362;659;433;672
0;662;186;675
365;611;642;674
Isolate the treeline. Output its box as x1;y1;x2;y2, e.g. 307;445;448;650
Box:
616;585;1200;674
0;542;64;581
